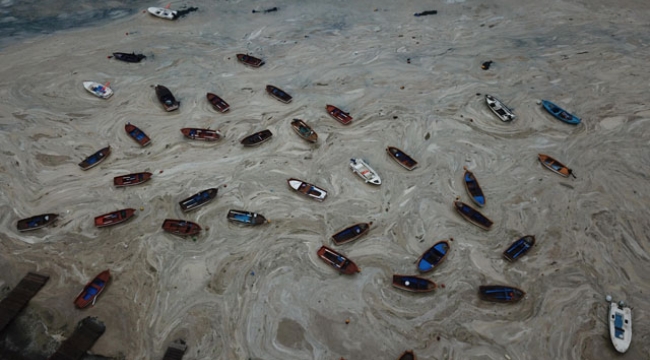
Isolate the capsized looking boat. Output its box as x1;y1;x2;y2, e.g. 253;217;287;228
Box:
112;52;146;63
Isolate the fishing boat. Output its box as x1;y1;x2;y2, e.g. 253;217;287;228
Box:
349;158;381;185
94;208;136;228
236;53;265;67
416;240;451;273
331;222;371;245
398;350;416;360
463;166;485;207
179;188;218;212
16;213;58;232
541;100;581;125
386;146;418;170
206;93;230;112
266;85;292;103
453;200;493;230
538;154;574;177
392;275;436;293
112;52;146;63
479;285;525;303
227;209;268;225
180;128;222;141
485;95;515;122
83;81;113;99
155;85;179;111
74;270;110;309
608;298;632;353
326;105;353;125
317;245;360;274
287;178;327;201
290;119;318;143
162;219;202;236
125;123;151;147
240;129;273;147
79;146;111;170
147;6;177;20
503;235;535;262
113;172;152;187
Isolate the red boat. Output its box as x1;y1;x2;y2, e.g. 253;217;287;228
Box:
74;270;110;309
206;92;230;112
326;104;353;125
317;245;360;275
180;128;222;141
114;172;152;187
236;53;265;67
125;123;151;147
94;208;136;227
162;219;202;236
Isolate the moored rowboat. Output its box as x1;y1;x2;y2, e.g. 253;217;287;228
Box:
326;104;353;125
478;285;525;303
227;209;268;225
386;146;418;170
125;123;151;147
79;146;111;170
147;6;177;20
206;92;230;112
331;222;371;245
266;85;292;103
392;275;436;293
236;53;265;67
74;270;110;309
155;85;179;112
16;213;58;232
609;299;632;353
179;188;218;212
485;94;515;122
83;81;113;99
503;235;535;262
454;200;493;230
317;245;360;274
162;219;202;236
541;100;581;125
113;172;152;187
538;154;574;177
287;178;327;201
349;158;381;185
240;129;273;146
290;119;318;143
416;240;451;273
463;166;485;207
94;208;136;228
181;128;222;141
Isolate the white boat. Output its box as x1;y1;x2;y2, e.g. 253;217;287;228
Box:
147;6;178;20
349;158;381;185
287;178;327;201
485;94;515;122
83;81;113;99
609;300;632;353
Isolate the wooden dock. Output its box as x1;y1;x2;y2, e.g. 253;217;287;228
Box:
0;272;49;332
162;339;187;360
48;317;105;360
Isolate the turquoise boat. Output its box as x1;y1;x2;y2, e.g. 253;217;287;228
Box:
416;240;450;273
541;100;581;125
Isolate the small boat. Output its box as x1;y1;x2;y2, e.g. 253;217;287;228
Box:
398;351;416;360
155;85;179;112
331;222;371;245
287;178;327;201
180;128;222;141
125;123;151;147
112;52;146;63
541;100;581;125
349;158;381;185
227;209;268;225
240;129;273;147
236;53;265;68
317;245;360;274
453;200;493;230
503;235;535;262
266;85;292;103
94;208;136;228
74;270;110;309
79;146;111;170
206;92;230;112
416;240;451;273
290;119;318;143
392;275;436;293
179;188;218;212
386;146;418;170
485;95;515;122
478;285;525;303
463;167;485;207
162;219;202;236
16;213;58;232
326;105;353;125
83;81;113;99
147;6;177;20
114;172;152;187
608;299;632;353
538;154;574;177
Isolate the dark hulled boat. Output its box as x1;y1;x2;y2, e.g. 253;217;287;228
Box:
538;154;573;177
162;219;202;236
74;270;110;309
317;245;360;275
454;200;493;230
479;285;526;303
287;178;327;201
16;213;58;232
240;129;273;146
79;146;111;170
266;85;292;103
236;53;265;67
416;240;451;273
398;350;417;360
94;208;136;228
125;123;151;147
331;222;371;245
227;209;268;225
392;275;436;293
503;235;535;262
290;119;318;143
206;92;230;112
155;85;179;111
463;167;485;207
113;172;152;187
326;104;353;125
112;52;146;63
181;128;222;141
179;188;218;212
386;146;418;170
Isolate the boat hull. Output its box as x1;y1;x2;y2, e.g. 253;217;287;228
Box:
538;154;572;177
83;81;113;99
290;119;318;143
147;7;177;20
16;213;58;232
386;146;418;170
181;128;222;141
326;104;353;125
503;235;535;262
287;178;327;201
113;52;146;63
155;85;179;111
227;209;267;225
240;129;273;146
398;351;417;360
206;92;230;112
350;158;381;185
331;222;371;245
392;275;436;293
485;95;515;122
125;123;151;147
317;246;359;274
541;100;581;125
266;85;292;103
236;53;265;67
114;172;152;187
609;302;632;353
454;200;493;230
179;188;218;212
94;208;136;227
478;285;525;303
463;167;485;207
162;219;202;236
74;270;110;309
416;240;451;273
79;146;111;170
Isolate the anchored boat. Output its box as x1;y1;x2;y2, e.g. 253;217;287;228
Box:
331;222;371;245
83;81;113;99
454;200;493;230
112;52;146;63
317;245;360;274
503;235;535;262
74;270;110;309
266;85;292;103
392;275;436;293
181;128;222;141
240;129;273;146
326;104;353;125
147;6;177;20
227;209;268;225
125;123;151;147
162;219;202;236
114;172;152;187
478;285;525;303
538;154;574;177
485;94;515;122
179;188;218;212
398;351;416;360
236;53;265;67
287;178;327;201
290;119;318;143
16;213;58;232
79;146;111;170
206;92;230;112
541;100;581;125
155;85;179;111
94;208;136;228
463;167;485;207
608;298;632;353
386;146;418;170
416;240;451;273
349;158;381;185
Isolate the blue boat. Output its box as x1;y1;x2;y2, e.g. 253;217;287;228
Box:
227;209;268;225
331;222;371;245
479;285;525;303
392;275;436;293
503;235;535;262
541;100;581;125
463;167;485;207
416;240;451;273
179;188;218;212
454;200;493;230
78;146;111;170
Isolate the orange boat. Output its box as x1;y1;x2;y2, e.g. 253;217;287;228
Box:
74;270;110;309
290;119;318;143
78;146;111;170
317;245;360;275
125;123;151;147
206;92;230;112
236;53;265;67
94;208;136;227
162;219;201;236
181;128;222;141
538;154;574;177
114;172;152;187
326;104;353;125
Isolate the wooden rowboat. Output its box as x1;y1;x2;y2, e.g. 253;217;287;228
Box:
398;350;416;360
114;172;152;187
463;167;485;207
266;85;292;103
162;219;201;236
16;213;58;232
240;129;273;147
317;245;360;274
290;119;318;143
179;188;218;212
287;178;327;201
155;85;179;112
181;128;222;141
538;154;574;177
227;209;268;225
236;53;265;67
392;275;436;293
79;146;110;170
206;92;230;112
74;270;110;309
454;200;493;230
478;285;525;303
503;235;535;262
326;104;353;125
125;123;151;147
331;222;371;245
541;100;581;125
94;208;136;228
416;240;451;273
485;94;515;122
112;52;146;63
386;146;418;170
